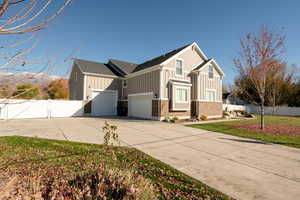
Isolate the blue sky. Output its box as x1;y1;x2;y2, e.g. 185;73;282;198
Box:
7;0;300;84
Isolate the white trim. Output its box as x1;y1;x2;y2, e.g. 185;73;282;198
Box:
119;99;128;101
171;108;190;111
159;68;164;99
192;59;225;77
128;92;154;97
83;75;87;100
175;58;184;78
74;60;84;74
191;99;222;103
161;42;208;66
164;67;189;74
169;78;191;84
125;65;161;78
169;80;192;87
83;72;119;79
205;89;217;102
175;86;189;104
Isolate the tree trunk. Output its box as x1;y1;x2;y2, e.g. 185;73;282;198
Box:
260;103;265;130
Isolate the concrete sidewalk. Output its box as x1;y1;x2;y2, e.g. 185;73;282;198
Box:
1;117;300;200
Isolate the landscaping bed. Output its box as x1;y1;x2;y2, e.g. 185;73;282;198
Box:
0;136;232;200
188;115;300;149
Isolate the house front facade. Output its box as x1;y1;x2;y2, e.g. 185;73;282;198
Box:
69;42;225;120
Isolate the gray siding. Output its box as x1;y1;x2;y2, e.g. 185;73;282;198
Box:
123;70;160;98
69;63;84;100
85;75;122;100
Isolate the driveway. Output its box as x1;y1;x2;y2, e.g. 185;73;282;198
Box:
1;117;300;200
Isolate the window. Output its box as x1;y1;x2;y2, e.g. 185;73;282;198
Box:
176;88;188;103
123;80;128;88
75;72;78;81
175;59;183;76
206;90;216;102
208;65;214;79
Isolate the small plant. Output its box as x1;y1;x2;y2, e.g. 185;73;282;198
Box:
102;121;119;160
200;115;208;121
223;111;230;117
173;116;179;121
163;116;172;122
102;121;119;146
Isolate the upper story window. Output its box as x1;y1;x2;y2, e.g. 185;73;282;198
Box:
208;65;214;79
123;80;128;88
175;59;183;76
75;72;78;81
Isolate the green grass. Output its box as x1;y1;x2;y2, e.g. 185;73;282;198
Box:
188;115;300;149
0;136;232;200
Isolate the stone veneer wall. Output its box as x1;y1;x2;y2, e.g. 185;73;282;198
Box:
152;99;190;119
194;101;223;118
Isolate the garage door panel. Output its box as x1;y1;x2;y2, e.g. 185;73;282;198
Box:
91;90;117;116
128;93;152;119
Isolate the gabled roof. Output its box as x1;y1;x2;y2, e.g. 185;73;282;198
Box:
108;59;138;75
193;59;212;71
132;44;191;73
74;59;117;77
193;58;225;77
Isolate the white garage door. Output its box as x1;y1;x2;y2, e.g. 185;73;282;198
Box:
128;93;153;119
91;90;117;116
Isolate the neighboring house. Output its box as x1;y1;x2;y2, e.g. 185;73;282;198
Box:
69;42;225;120
223;92;246;105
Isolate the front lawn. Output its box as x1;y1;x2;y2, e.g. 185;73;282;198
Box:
0;136;232;200
188;115;300;149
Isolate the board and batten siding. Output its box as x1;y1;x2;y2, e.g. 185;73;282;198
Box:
85;75;122;100
69;64;84;100
161;45;204;99
198;65;222;102
123;70;160;98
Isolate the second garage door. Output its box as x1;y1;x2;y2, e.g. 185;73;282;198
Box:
91;90;117;116
128;93;153;119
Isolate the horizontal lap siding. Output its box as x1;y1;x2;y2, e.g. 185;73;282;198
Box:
123;70;160;98
86;75;122;99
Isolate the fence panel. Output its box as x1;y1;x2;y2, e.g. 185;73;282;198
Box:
0;99;84;120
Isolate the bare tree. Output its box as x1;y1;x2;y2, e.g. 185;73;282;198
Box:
0;0;73;100
234;25;286;129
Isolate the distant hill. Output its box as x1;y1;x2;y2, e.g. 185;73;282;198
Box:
0;72;67;98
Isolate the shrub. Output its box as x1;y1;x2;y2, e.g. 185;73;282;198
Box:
163;116;171;122
200;115;208;121
173;116;179;121
2;167;157;200
223;111;230;117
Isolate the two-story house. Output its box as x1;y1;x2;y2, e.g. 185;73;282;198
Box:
69;42;225;120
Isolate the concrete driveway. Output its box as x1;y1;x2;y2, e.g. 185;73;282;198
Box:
1;117;300;200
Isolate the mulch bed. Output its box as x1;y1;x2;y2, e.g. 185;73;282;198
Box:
232;123;300;137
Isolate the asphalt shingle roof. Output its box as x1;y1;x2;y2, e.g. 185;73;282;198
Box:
132;44;191;73
73;43;192;77
108;59;138;75
75;59;117;77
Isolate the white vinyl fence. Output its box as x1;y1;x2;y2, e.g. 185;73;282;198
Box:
0;99;84;120
223;103;300;116
246;105;300;116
